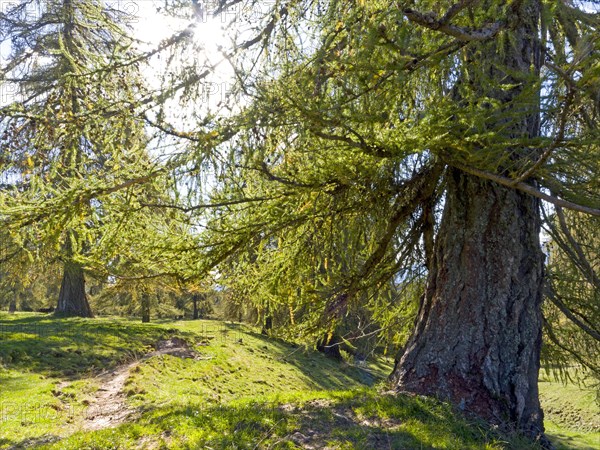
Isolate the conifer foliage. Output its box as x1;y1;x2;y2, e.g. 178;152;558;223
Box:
0;0;159;316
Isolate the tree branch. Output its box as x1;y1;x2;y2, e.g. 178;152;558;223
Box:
545;284;600;342
555;206;600;289
448;162;600;216
543;316;600;373
140;194;290;212
403;7;503;42
322;163;443;319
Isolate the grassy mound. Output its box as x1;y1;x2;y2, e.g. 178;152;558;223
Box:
0;313;598;449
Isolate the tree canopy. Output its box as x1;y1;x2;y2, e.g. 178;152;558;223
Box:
182;0;599;440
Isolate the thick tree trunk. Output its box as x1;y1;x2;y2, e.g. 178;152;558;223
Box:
391;169;545;438
391;0;547;441
55;230;93;317
56;258;93;317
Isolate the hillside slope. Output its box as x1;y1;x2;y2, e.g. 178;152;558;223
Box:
0;314;598;449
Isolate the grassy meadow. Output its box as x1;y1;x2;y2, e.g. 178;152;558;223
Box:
0;313;597;449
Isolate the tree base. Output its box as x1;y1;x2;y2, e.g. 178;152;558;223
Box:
55;260;93;318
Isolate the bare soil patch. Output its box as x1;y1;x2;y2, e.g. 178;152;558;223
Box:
52;337;200;432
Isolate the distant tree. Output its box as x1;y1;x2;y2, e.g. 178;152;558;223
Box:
0;0;158;316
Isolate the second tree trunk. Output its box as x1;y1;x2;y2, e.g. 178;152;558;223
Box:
56;259;93;318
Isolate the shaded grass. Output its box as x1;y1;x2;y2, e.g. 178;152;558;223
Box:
538;376;599;432
0;314;597;449
36;390;534;450
538;373;600;450
0;313;179;378
545;422;600;450
124;319;389;411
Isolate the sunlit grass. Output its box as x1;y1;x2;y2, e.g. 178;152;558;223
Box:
0;313;597;449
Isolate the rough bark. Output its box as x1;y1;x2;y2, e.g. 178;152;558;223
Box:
392;0;547;441
56;258;93;318
391;170;545;438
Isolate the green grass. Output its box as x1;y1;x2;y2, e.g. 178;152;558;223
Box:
125;320;388;408
545;422;600;450
30;390;521;450
0;313;178;377
0;313;598;449
538;372;600;450
0;313;177;448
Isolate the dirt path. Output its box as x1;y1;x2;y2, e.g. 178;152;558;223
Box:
55;338;200;432
82;360;139;431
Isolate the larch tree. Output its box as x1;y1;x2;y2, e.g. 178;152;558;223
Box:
0;0;157;316
185;0;600;443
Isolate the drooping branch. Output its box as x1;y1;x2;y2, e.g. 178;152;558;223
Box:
545;284;600;342
543;316;600;373
322;163;443;319
553;206;600;289
139;193;292;212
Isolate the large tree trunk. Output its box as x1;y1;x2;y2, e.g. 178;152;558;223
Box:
391;170;545;438
391;0;546;440
55;232;93;317
56;258;93;317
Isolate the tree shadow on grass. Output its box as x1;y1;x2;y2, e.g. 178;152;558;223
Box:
220;323;386;390
1;315;383;392
0;435;62;450
149;318;379;392
0;391;551;450
130;389;527;450
0;315;179;379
